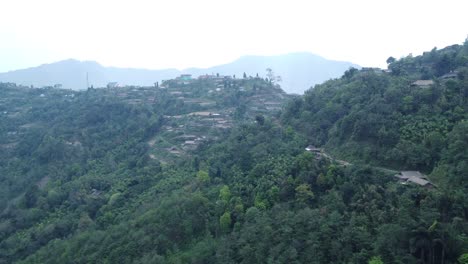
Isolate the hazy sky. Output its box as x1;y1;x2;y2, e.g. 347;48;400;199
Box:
1;0;467;72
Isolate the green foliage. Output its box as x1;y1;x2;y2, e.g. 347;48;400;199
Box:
368;256;384;264
295;183;314;204
196;170;210;183
219;212;231;232
386;56;396;64
0;43;467;263
219;185;231;202
282;42;468;173
459;253;468;264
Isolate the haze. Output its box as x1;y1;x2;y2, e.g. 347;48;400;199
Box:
1;0;467;72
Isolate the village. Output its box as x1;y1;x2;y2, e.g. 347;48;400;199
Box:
1;68;454;177
96;73;290;163
146;74;289;162
0;74;290;166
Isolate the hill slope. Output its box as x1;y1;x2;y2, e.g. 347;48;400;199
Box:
0;53;358;93
282;42;468;181
0;43;467;264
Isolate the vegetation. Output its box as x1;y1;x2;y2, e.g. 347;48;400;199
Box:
283;41;468;176
0;42;467;263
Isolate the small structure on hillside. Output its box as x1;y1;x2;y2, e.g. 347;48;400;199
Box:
175;74;192;82
440;71;458;80
198;74;216;80
361;67;383;73
180;74;192;80
411;80;434;88
394;171;435;188
175;74;193;85
305;145;322;153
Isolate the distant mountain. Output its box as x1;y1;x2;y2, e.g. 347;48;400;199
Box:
0;54;359;93
0;59;180;91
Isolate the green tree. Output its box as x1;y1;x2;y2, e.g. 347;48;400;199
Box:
219;212;231;232
459;253;468;264
219;185;231;202
368;256;383;264
295;184;314;203
196;170;210;183
344;67;358;79
255;114;265;125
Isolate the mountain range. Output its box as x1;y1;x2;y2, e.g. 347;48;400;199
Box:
0;53;359;94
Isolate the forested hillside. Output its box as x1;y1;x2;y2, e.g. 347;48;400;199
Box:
283;42;468;182
0;43;467;264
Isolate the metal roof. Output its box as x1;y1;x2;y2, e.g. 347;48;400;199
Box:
407;176;430;186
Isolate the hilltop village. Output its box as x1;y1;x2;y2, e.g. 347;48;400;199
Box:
1;73;291;165
106;74;289;163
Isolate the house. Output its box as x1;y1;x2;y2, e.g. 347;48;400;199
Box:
184;140;197;145
53;84;63;89
178;74;192;81
394;171;435;188
198;74;215;80
305;145;322;153
176;135;198;140
440;71;458;80
410;80;434;88
174;74;193;85
361;67;383;73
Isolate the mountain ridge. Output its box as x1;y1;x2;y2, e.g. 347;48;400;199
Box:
0;53;359;93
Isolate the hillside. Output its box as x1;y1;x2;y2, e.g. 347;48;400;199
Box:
0;53;358;94
0;76;290;209
282;42;468;179
0;42;467;264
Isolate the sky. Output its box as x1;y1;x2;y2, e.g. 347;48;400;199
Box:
0;0;467;72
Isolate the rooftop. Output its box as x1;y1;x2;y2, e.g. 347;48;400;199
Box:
411;80;434;87
395;171;434;187
407;176;431;186
440;72;458;79
399;171;425;179
305;145;322;152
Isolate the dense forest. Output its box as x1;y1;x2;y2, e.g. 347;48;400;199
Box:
0;42;467;264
